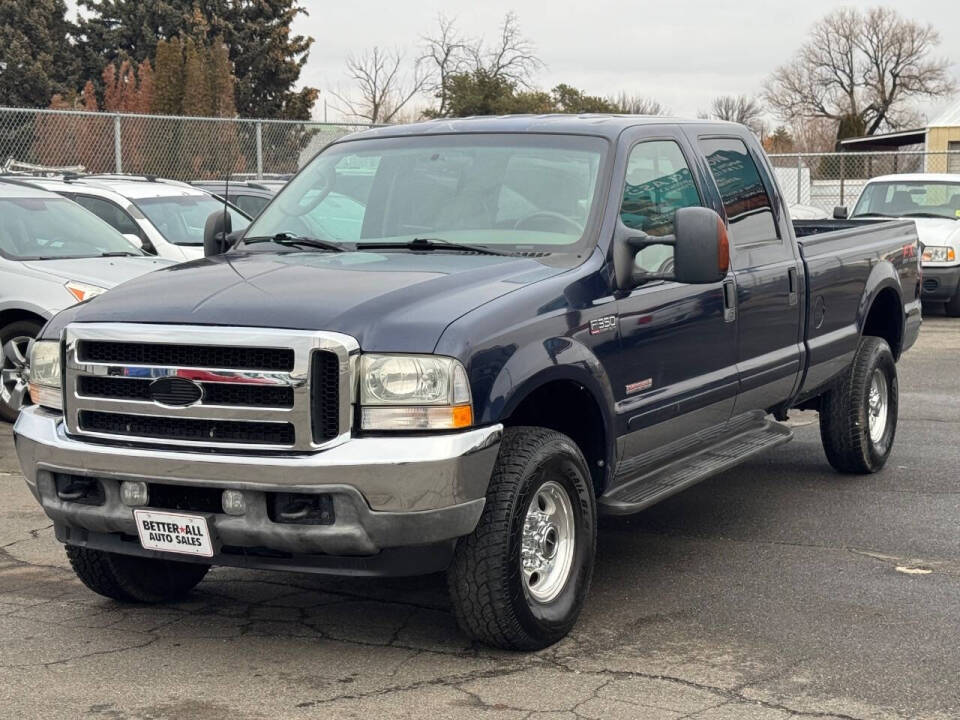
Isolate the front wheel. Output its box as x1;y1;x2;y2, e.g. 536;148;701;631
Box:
819;336;898;473
1;319;42;423
447;427;596;650
66;546;210;603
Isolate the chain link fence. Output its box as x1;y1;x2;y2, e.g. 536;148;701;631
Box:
769;151;960;215
4;107;960;208
0;106;372;181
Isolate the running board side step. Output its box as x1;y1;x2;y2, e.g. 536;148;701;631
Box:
599;417;793;515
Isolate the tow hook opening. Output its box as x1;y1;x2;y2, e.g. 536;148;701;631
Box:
54;474;105;506
268;492;335;525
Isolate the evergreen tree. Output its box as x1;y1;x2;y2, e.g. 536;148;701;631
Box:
0;0;77;108
76;0;316;119
152;38;185;115
222;0;316;119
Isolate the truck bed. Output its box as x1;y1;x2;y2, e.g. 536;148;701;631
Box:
792;218;893;238
793;218;921;398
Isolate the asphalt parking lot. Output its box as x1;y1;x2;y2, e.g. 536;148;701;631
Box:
1;314;958;720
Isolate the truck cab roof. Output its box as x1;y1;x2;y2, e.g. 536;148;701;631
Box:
347;114;742;143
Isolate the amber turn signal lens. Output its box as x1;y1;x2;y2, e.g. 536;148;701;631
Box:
717;218;730;273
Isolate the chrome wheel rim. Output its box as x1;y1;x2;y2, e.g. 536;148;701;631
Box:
1;335;32;413
867;368;888;444
521;480;575;603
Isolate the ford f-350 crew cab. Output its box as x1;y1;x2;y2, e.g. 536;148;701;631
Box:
14;116;921;650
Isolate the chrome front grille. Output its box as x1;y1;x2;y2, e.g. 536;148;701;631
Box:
63;324;358;451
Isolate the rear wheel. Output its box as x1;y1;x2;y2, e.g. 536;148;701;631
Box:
819;336;898;474
66;546;209;603
447;427;596;650
0;319;42;423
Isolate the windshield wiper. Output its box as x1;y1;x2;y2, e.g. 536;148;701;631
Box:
100;251;140;257
360;237;510;256
902;212;957;220
243;232;349;253
851;212;893;218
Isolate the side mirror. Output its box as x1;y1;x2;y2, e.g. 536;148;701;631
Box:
122;233;143;250
203;211;233;257
613;207;729;291
833;206;849;219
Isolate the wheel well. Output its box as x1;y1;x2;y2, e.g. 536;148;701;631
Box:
862;288;903;359
505;380;608;495
0;309;46;333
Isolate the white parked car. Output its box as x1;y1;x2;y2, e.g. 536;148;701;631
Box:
788;204;829;220
845;174;960;316
0;179;173;420
4;174;251;262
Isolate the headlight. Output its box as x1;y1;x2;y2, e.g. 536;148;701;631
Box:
921;246;956;263
65;281;108;303
359;354;472;430
28;341;62;410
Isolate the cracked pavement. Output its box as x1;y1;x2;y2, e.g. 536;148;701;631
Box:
1;315;959;719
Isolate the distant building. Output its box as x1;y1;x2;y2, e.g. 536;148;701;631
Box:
839;100;960;173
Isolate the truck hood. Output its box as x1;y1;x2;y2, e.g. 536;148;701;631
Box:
68;250;565;351
21;256;174;288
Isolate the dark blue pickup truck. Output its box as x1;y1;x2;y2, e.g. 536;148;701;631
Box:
15;115;921;650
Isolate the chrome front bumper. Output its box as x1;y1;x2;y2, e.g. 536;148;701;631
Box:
13;406;501;568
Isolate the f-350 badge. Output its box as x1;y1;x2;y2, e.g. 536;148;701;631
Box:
589;315;617;335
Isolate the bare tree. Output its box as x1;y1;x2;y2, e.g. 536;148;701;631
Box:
788;116;839;154
764;7;954;142
711;95;765;134
331;47;427;124
609;92;667;115
421;12;543;117
476;11;543;88
419;14;471;117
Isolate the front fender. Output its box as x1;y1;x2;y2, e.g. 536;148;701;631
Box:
0;299;55;323
469;335;618;473
481;338;616;425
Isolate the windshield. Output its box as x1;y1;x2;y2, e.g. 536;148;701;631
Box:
242;133;608;253
134;195;251;245
0;197;143;260
852;181;960;220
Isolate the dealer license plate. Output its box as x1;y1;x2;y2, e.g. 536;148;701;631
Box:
134;509;214;558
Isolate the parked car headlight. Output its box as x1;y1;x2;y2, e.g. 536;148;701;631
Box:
28;341;62;411
65;281;108;303
359;354;472;430
921;246;956;263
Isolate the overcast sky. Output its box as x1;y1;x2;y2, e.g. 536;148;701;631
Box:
296;0;960;123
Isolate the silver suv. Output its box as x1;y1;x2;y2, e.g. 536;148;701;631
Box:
4;173;251;262
0;180;172;420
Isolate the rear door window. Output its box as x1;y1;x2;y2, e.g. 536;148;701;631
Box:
68;194;144;239
234;194;270;217
699;137;779;245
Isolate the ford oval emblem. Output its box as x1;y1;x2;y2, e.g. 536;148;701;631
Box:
149;376;203;406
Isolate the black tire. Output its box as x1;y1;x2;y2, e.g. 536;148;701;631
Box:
0;319;42;423
66;546;210;603
447;427;596;650
945;293;960;318
819;336;898;474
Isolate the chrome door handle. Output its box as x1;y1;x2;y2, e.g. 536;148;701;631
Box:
722;279;737;322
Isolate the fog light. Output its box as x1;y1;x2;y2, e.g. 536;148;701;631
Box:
222;490;246;516
120;481;149;507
